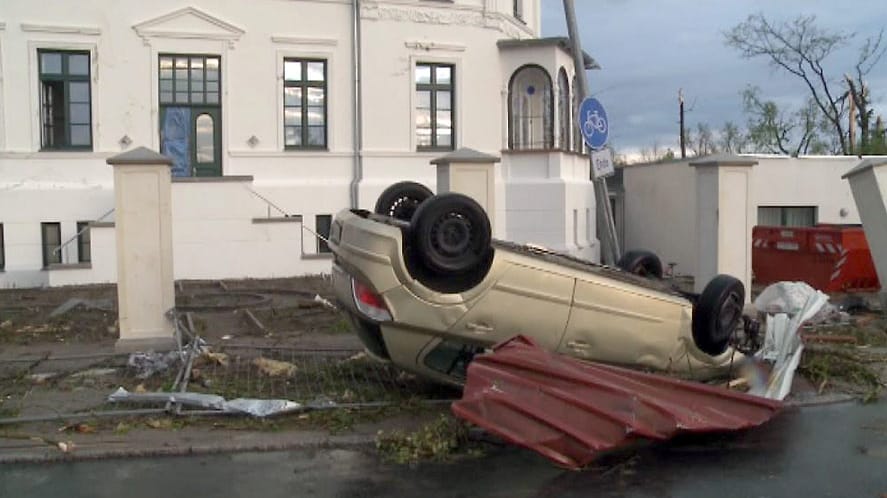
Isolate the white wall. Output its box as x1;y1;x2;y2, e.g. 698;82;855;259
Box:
1;0;606;288
622;155;876;280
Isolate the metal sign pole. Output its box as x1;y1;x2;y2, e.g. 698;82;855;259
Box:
562;0;621;265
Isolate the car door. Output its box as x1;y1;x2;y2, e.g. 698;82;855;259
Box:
447;263;575;351
557;274;690;370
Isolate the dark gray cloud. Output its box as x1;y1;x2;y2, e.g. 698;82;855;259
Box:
541;0;887;154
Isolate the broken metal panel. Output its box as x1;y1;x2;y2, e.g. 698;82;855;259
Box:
452;336;782;470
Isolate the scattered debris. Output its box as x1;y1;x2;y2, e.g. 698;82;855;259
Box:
57;440;75;453
127;351;180;379
252;357;298;377
70;368;118;378
0;320;12;329
751;282;829;400
452;336;782;470
199;352;229;368
59;423;95;434
107;387;302;417
314;294;337;310
376;414;477;464
28;372;59;384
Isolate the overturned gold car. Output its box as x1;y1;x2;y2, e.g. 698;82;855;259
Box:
329;182;747;386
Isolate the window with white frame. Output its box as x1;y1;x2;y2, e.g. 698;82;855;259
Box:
39;50;92;150
509;65;553;150
284;58;327;149
416;63;455;151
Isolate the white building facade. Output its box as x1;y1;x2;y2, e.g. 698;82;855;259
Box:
0;0;599;288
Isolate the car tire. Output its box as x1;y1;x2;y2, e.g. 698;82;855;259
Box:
692;275;745;355
617;250;664;279
374;181;434;222
411;193;492;275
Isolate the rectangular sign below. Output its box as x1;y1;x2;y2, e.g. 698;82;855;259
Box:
591;148;615;179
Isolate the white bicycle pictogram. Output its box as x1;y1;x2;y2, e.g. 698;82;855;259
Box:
583;110;607;137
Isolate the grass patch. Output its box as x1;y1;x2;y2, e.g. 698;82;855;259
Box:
799;349;883;402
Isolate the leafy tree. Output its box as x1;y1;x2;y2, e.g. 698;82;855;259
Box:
719;121;747;153
726;13;885;155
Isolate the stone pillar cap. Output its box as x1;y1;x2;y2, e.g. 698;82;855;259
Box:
430;147;501;165
107;147;172;166
842;158;887;179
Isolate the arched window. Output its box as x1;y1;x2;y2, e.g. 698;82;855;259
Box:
558;68;570;151
572;75;583;153
508;65;553;150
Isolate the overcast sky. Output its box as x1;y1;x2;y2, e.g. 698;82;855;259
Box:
541;0;887;157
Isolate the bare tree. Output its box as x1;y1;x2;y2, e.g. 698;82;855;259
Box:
725;13;886;155
719;121;747;153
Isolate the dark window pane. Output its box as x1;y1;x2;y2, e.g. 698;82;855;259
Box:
207;81;219;92
159;80;173;92
175;92;189;103
206;92;219;104
190;68;204;83
69;82;90;102
284;108;301;126
77;222;91;263
191;79;204;91
41;53;62;74
307;107;324;126
191;92;204;103
307;88;324;106
70;125;91;145
284;87;301;106
437;91;451;110
42;223;61;266
175;69;188;81
417;90;431;109
160;92;173;103
416;65;431;84
316;215;332;253
307;126;325;146
284;60;301;81
160;68;173;79
69;54;89;75
307;62;325;81
69;103;90;124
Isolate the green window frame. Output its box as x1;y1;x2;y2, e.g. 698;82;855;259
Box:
513;0;524;20
77;221;91;263
316;214;332;253
416;63;455;151
0;223;5;270
41;222;61;268
39;49;92;150
283;58;327;149
159;54;221;106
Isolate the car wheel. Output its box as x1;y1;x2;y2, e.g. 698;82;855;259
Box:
617;250;664;279
411;193;492;275
374;181;434;222
692;275;745;355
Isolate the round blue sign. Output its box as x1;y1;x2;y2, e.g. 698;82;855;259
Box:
578;97;609;150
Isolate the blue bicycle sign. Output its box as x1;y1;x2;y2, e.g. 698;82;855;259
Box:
578;97;609;150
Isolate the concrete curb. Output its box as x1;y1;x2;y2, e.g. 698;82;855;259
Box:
0;431;377;464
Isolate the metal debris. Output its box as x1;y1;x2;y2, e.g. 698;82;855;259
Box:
49;298;114;318
107;387;302;417
126;351;181;379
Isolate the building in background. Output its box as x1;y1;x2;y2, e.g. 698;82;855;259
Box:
0;0;599;288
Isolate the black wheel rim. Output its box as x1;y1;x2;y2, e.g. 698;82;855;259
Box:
430;213;473;258
388;196;419;220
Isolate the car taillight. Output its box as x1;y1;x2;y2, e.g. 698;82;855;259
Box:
352;278;392;322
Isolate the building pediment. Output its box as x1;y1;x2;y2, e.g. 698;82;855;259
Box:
133;7;244;46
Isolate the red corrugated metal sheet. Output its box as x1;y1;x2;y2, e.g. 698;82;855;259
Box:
452;336;783;470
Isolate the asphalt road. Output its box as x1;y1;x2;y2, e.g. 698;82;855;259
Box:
3;401;886;498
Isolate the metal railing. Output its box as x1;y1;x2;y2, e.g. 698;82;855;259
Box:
51;207;115;262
